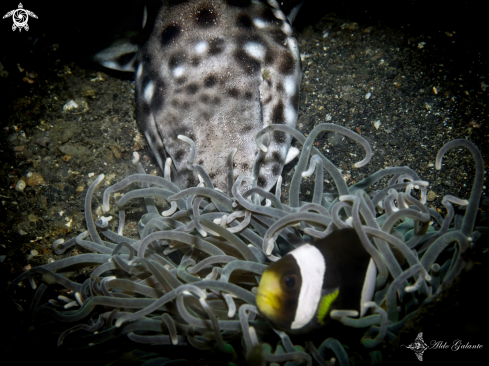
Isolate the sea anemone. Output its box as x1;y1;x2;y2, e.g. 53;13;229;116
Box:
9;123;485;365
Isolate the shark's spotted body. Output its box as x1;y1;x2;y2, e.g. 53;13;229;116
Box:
97;0;302;193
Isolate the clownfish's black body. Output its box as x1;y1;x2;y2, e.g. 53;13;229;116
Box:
256;228;376;334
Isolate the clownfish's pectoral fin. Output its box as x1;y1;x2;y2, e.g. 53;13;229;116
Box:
316;288;340;325
360;258;377;317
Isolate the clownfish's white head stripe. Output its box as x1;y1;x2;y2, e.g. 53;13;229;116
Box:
289;244;326;329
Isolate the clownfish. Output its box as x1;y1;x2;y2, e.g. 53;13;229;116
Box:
256;228;377;333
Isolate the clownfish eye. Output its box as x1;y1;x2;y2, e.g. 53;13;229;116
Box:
285;276;295;288
280;274;299;292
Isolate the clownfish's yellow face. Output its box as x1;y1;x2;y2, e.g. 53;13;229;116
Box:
256;254;302;330
256;243;329;331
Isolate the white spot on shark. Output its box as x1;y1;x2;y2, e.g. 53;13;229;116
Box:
195;41;208;54
143;81;155;103
281;22;293;36
285;105;296;125
287;36;299;54
173;66;185;78
136;63;143;80
244;42;266;60
284;76;296;96
253;18;266;28
272;8;286;21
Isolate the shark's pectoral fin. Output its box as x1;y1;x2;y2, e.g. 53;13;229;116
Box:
93;39;138;72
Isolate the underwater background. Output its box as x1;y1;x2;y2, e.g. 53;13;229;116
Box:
1;1;488;365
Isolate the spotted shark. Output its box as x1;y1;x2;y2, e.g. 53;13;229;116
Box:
94;0;302;194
